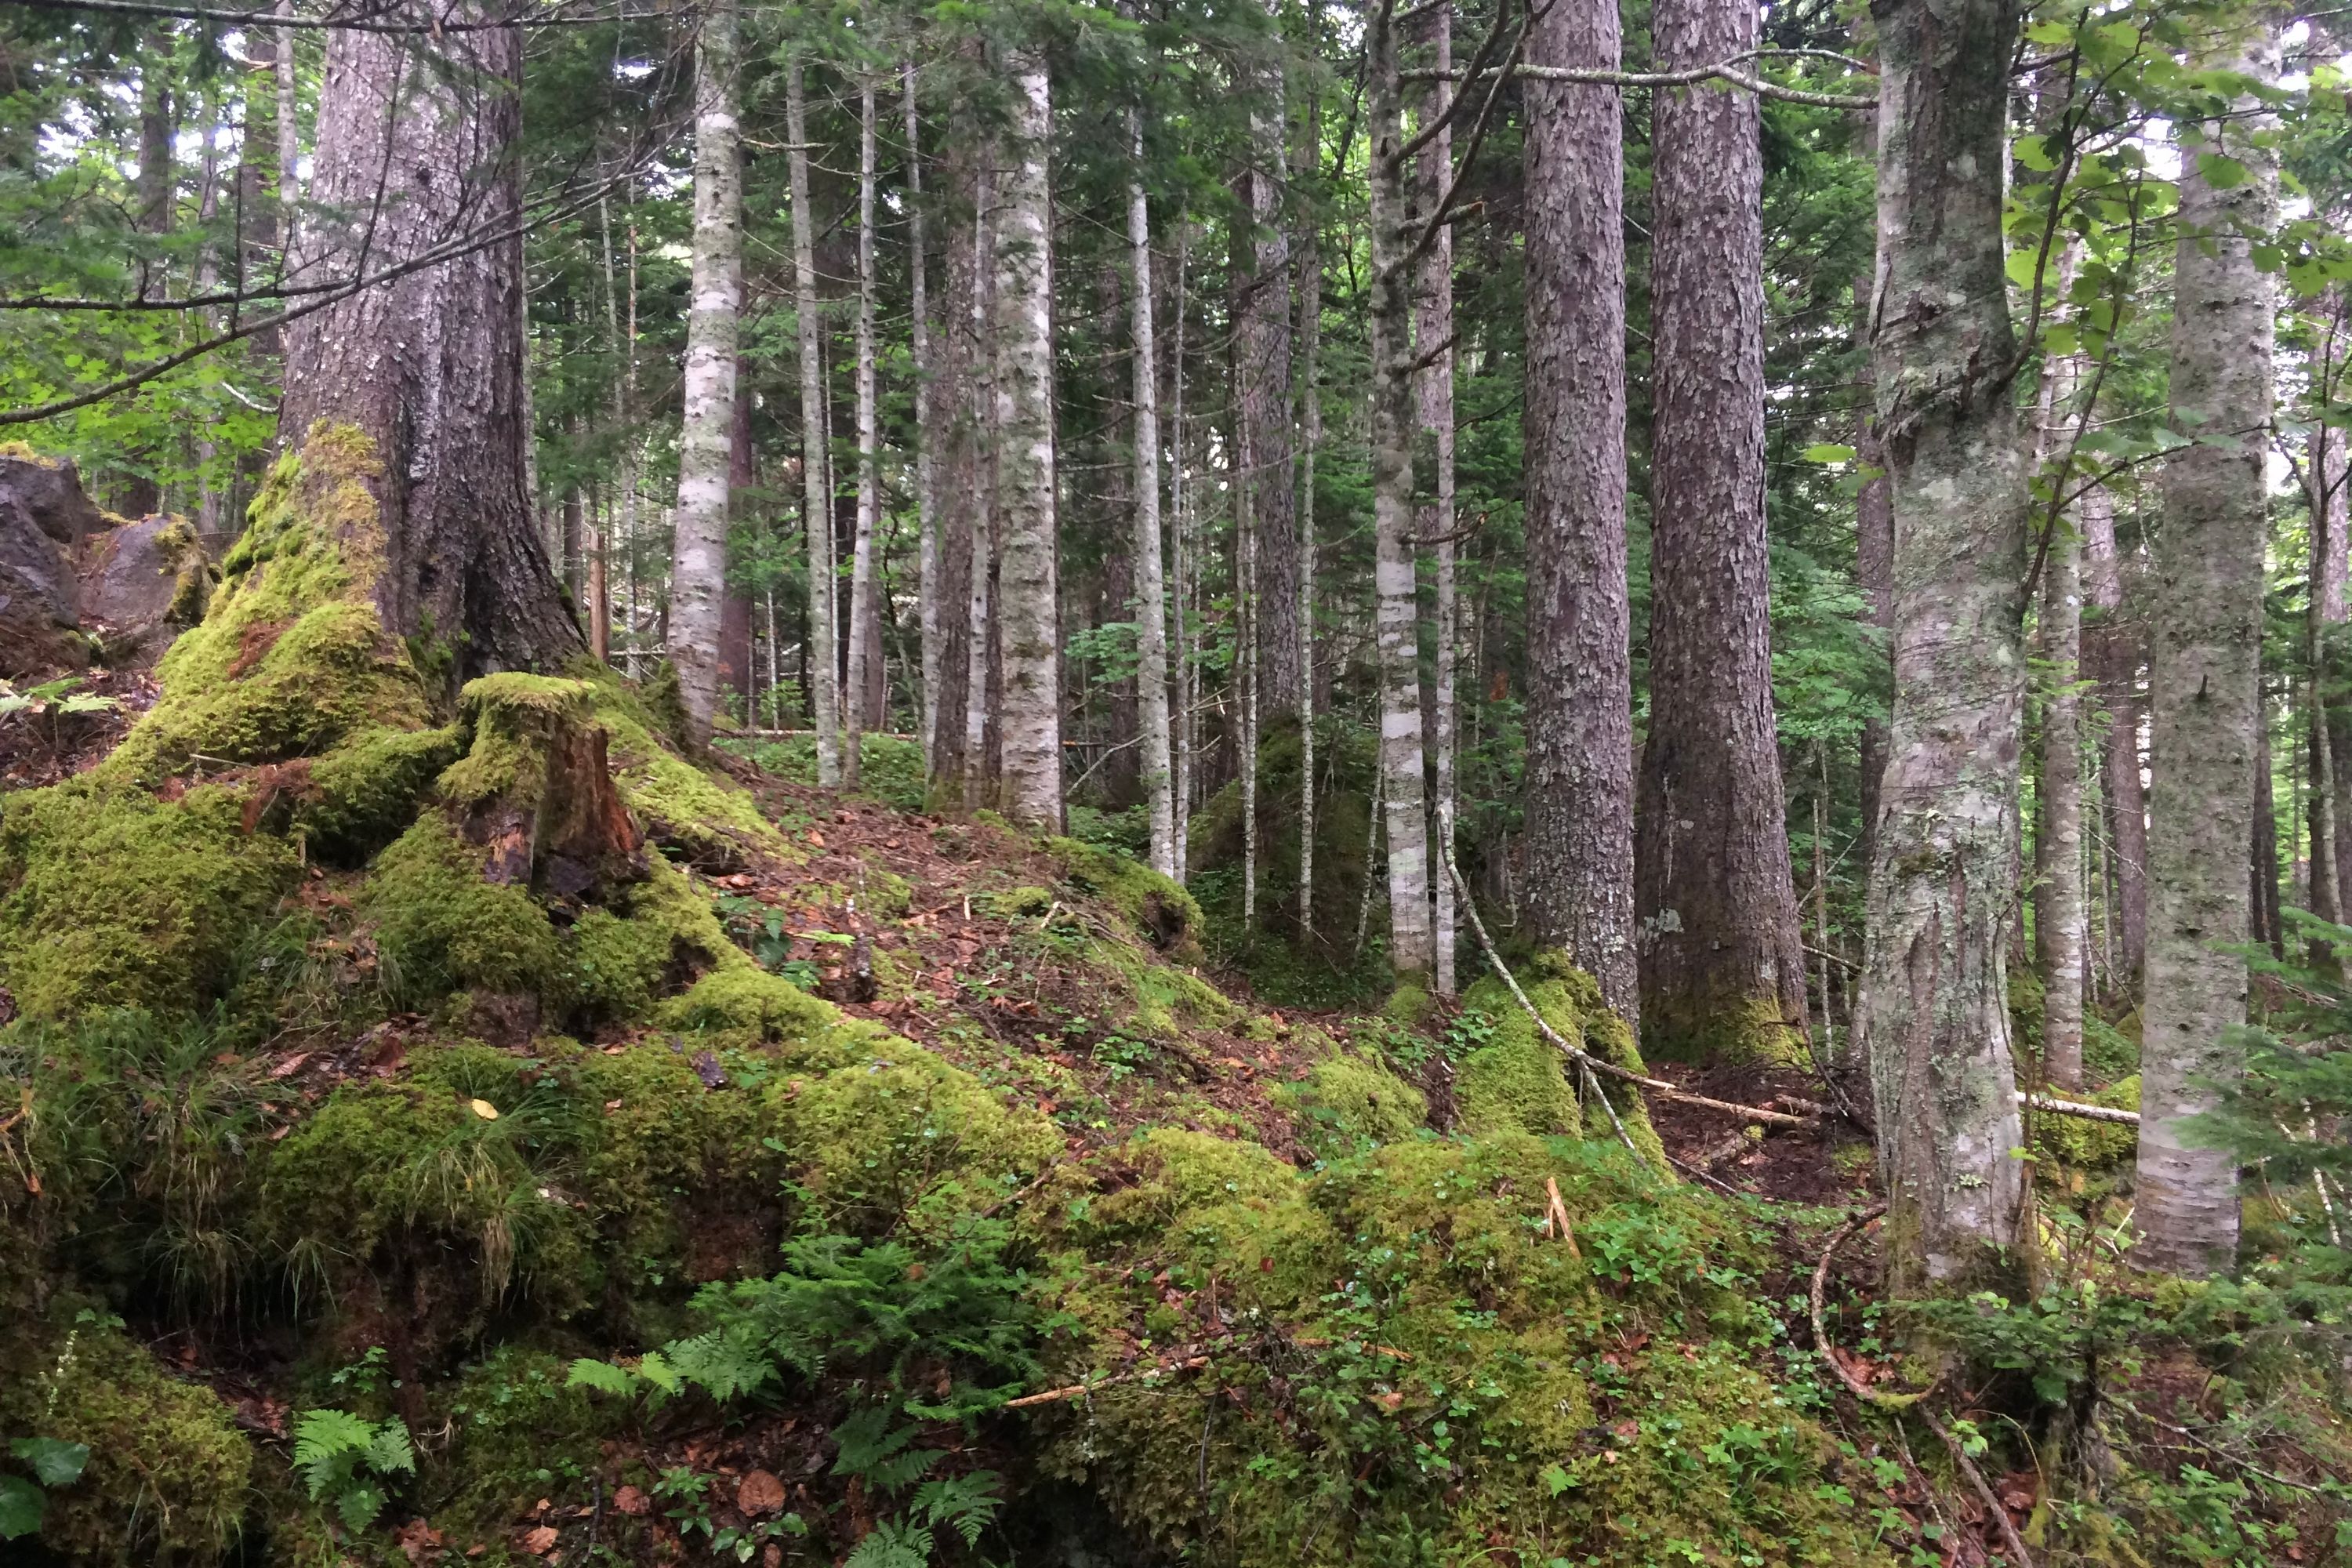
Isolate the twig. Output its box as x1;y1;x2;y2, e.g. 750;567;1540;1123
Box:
1004;1354;1215;1410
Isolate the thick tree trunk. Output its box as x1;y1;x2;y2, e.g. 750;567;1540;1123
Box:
963;156;998;815
667;0;741;746
1169;223;1194;880
786;60;841;785
280;7;581;678
2041;482;2088;1090
1635;0;1805;1062
1416;7;1458;997
1850;272;1894;1089
1127;113;1178;879
993;54;1062;828
2082;482;2147;988
1294;113;1322;939
844;79;882;786
1238;37;1298;720
1856;0;2028;1293
1366;3;1434;984
1522;0;1636;1021
2140;24;2278;1277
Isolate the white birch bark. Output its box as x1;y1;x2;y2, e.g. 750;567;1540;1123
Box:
992;54;1063;827
1415;6;1457;996
786;60;841;785
668;0;741;746
2139;20;2279;1276
1366;0;1434;982
276;0;299;246
844;78;881;787
1127;111;1178;878
1170;222;1192;880
963;158;996;814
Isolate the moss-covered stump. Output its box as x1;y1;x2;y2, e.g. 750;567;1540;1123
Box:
1460;950;1671;1175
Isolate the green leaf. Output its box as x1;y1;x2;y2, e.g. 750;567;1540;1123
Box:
1541;1461;1573;1497
336;1479;387;1532
566;1358;639;1396
637;1350;683;1394
2197;152;2249;190
364;1421;415;1478
0;1475;45;1540
1801;444;1856;466
9;1439;88;1488
2014;133;2060;172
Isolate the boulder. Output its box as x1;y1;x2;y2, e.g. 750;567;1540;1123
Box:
78;514;211;667
0;452;89;677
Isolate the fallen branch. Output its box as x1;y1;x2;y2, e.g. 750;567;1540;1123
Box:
1003;1354;1214;1410
2021;1092;2138;1125
1809;1206;2036;1568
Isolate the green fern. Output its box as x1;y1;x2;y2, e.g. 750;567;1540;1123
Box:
842;1518;933;1568
292;1408;413;1532
830;1406;939;1494
913;1471;1004;1549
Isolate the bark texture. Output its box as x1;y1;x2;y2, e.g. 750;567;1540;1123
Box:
1856;0;2029;1292
909;61;942;778
666;0;741;746
786;60;840;784
2082;481;2147;985
2139;24;2278;1277
1365;2;1434;982
993;54;1063;829
1523;0;1636;1021
844;79;882;785
280;8;581;677
1127;112;1178;879
2041;482;2087;1089
1237;39;1299;720
1416;8;1458;996
1635;0;1806;1062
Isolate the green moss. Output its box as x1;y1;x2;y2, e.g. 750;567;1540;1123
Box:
1044;836;1206;956
435;1347;632;1545
769;1048;1060;1235
2034;1074;2140;1169
568;908;673;1023
980;884;1056;918
0;779;301;1021
1639;989;1807;1067
364;815;563;1007
1459;952;1670;1176
0;1305;252;1566
566;662;789;864
297;722;466;859
1085;935;1240;1036
1383;978;1434;1026
437;673;597;815
1276;1046;1428;1164
103;426;433;785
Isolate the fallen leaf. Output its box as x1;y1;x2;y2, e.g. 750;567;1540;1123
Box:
612;1485;650;1517
807;829;826;848
267;1051;310;1080
395;1517;445;1564
1372;1391;1404;1411
470;1099;499;1120
521;1525;558;1555
604;1099;623;1111
736;1469;787;1516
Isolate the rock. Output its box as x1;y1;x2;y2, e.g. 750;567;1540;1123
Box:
77;513;212;667
0;448;104;546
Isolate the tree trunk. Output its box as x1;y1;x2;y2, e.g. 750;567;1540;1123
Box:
1635;0;1805;1062
2252;710;2281;955
1128;112;1178;879
927;136;977;794
909;60;942;779
1294;105;1322;940
1416;5;1458;997
1522;0;1635;1021
1237;34;1298;720
962;155;998;815
1366;1;1434;984
786;60;841;785
993;53;1062;829
2139;23;2278;1277
1170;222;1194;880
280;6;581;678
844;78;882;786
1850;270;1894;1087
2041;478;2088;1090
2082;481;2147;988
667;0;741;746
719;364;756;705
1856;0;2029;1293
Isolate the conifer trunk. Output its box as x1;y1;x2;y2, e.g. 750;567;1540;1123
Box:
993;53;1063;829
1294;117;1322;939
668;0;742;746
1522;0;1635;1020
963;156;998;815
2082;482;2147;988
1238;38;1298;719
1855;0;2029;1291
280;4;581;677
1635;0;1805;1060
1366;0;1434;984
786;60;841;785
2140;22;2278;1276
909;61;942;779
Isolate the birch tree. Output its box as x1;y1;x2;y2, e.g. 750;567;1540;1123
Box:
667;0;742;746
1414;3;1457;996
786;58;840;786
909;60;941;778
993;51;1063;827
1855;0;2030;1291
845;78;881;787
2139;20;2280;1277
1128;110;1178;879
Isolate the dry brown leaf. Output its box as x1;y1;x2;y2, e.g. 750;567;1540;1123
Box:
612;1484;650;1517
735;1469;787;1517
521;1525;558;1555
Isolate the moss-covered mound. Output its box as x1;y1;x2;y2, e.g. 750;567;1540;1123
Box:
1460;949;1671;1174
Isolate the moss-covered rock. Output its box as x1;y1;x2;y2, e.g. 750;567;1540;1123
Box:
0;1305;252;1566
1459;951;1670;1176
0;779;301;1021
